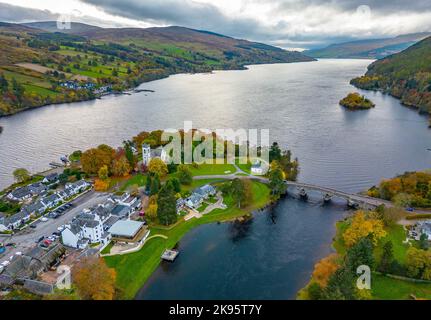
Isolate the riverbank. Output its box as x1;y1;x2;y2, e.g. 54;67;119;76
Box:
298;208;431;300
104;180;271;299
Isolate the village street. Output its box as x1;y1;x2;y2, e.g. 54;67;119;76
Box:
0;191;110;264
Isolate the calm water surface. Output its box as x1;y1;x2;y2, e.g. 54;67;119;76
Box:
0;59;430;299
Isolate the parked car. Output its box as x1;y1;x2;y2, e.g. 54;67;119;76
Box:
30;225;37;229
36;236;44;243
5;243;16;247
406;207;415;212
1;260;10;267
15;252;22;256
41;217;48;222
53;232;61;236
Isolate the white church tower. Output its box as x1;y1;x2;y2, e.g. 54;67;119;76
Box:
142;143;151;166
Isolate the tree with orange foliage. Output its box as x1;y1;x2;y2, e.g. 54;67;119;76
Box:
343;211;386;247
94;178;110;192
72;256;116;300
312;254;340;287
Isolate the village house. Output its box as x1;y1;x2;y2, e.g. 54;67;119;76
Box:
195;184;216;199
1;243;66;284
40;193;63;209
186;193;203;209
61;211;111;249
0;210;32;231
419;222;431;240
42;173;59;186
65;180;90;194
28;182;48;196
7;186;33;202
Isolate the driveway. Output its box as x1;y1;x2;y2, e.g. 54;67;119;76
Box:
0;191;110;264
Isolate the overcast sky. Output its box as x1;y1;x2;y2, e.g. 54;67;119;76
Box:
1;0;431;50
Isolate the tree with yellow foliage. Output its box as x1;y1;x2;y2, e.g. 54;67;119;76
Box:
343;211;386;247
146;195;158;222
72;257;116;300
148;158;168;178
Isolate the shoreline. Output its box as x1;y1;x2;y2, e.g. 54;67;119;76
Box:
104;180;274;299
0;60;315;119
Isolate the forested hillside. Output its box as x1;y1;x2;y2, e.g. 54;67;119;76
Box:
351;36;431;115
0;22;314;116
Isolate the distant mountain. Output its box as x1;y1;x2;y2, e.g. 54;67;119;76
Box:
351;36;431;114
23;21;102;34
305;33;431;59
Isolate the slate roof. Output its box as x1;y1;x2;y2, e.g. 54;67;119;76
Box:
110;204;130;218
9;186;32;199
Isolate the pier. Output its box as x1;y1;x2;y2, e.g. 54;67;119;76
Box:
161;249;179;262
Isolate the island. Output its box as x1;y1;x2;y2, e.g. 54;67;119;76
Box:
339;92;375;110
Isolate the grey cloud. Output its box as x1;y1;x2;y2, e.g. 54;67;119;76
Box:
0;2;57;22
275;0;431;14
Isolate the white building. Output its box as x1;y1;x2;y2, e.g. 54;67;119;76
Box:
61;210;111;249
142;143;169;166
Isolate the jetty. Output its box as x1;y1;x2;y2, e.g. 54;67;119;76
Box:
161;249;179;262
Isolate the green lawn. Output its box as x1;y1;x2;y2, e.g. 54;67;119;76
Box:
120;174;147;191
197;202;209;213
371;273;431;300
188;163;236;176
375;224;409;264
104;180;270;299
101;241;115;255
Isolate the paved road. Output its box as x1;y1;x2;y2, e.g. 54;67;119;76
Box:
0;190;110;264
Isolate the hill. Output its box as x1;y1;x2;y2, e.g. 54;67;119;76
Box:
0;22;314;116
351;36;431;115
305;33;431;59
23;21;102;34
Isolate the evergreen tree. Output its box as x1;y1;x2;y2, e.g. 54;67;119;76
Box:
345;237;374;274
170;177;181;193
268;167;286;200
150;173;160;195
323;266;357;300
378;240;394;274
0;73;8;93
145;174;152;193
269;142;282;162
157;181;177;225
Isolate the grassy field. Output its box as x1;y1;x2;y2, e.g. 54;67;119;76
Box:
104;180;271;299
371;273;431;300
120;174;147;192
188;163;237;176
